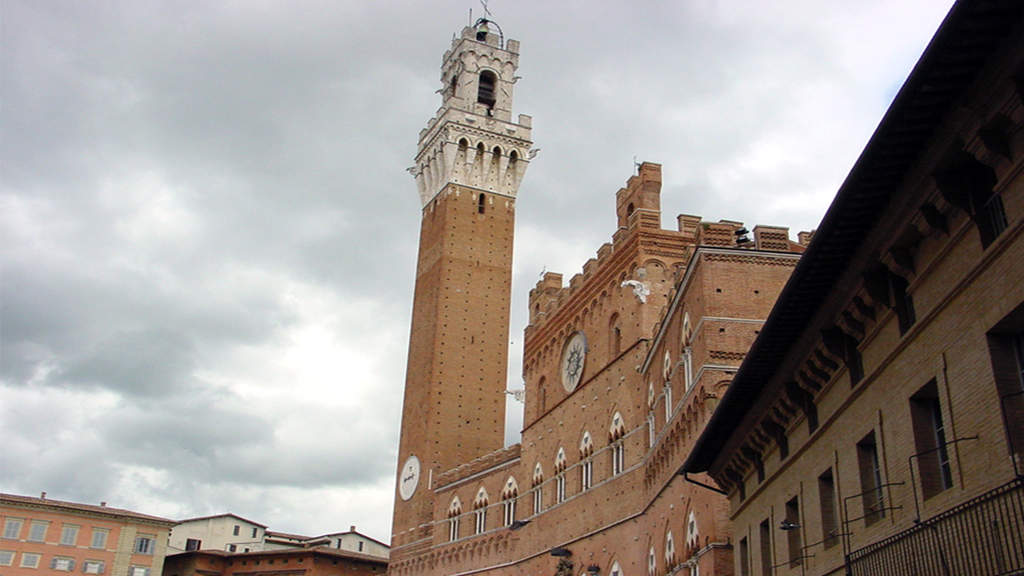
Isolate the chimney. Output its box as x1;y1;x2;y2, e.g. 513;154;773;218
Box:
100;502;107;507
40;491;46;499
350;525;356;532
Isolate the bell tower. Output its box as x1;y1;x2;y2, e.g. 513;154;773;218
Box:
391;19;533;555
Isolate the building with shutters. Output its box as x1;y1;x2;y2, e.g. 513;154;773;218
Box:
0;492;174;576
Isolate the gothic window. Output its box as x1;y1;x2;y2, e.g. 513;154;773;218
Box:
501;477;518;527
648;412;656;447
686;511;699;548
610;313;621;357
665;531;676;567
664;383;673;421
532;463;544;514
473;487;489;535
609;561;623;576
447;497;462;542
450;75;458;98
683;347;694;390
648;547;656;576
580;431;594;491
555;448;567;503
477;70;497;109
610;412;626;476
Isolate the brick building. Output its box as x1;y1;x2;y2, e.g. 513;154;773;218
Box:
682;2;1024;575
388;18;807;576
0;492;175;576
162;548;386;576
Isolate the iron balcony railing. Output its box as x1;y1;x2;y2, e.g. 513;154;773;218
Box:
846;476;1024;576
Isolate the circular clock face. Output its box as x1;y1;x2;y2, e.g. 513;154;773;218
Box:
398;455;420;501
560;331;587;392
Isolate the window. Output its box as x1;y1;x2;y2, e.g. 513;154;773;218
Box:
52;557;74;571
477;70;497;108
857;431;885;525
83;560;105;574
683;347;694;390
759;519;772;576
477;193;486;214
664;384;673;421
185;538;201;551
60;524;79;546
2;518;22;539
228;544;237;552
911;380;953;498
665;531;676;567
473;487;488;535
233;525;240;536
501;477;518;527
129;566;150;576
610;560;622;576
532;463;544;514
90;529;108;549
610;314;622;357
754;455;764;484
134;536;154;554
252;527;257;538
0;550;13;566
611;441;625;475
648;546;656;576
28;520;48;542
358;541;364;552
987;319;1024;465
818;469;838;549
448;496;462;542
20;552;40;568
555;447;567;503
785;497;802;567
648;412;656;447
739;537;750;576
841;332;864;385
580;431;594;491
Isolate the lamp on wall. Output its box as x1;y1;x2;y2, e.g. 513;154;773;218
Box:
586;564;601;575
549;547;573;557
779;520;800;531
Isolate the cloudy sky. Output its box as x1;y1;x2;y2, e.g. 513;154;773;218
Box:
2;1;954;544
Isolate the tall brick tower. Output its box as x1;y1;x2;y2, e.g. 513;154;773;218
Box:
390;19;533;555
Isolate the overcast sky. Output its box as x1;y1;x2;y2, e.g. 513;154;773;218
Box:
1;1;955;544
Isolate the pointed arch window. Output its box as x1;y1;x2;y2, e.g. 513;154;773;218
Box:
580;431;594;491
477;70;497;109
473;487;489;535
610;313;622;357
501;477;518;527
555;448;567;503
665;531;677;568
447;497;462;542
610;412;626;476
532;463;544;514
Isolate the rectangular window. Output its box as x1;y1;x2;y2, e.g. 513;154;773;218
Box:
972;188;1007;248
0;550;13;566
251;527;257;538
738;537;750;576
758;519;772;576
448;516;459;542
533;486;543;514
228;544;237;552
83;560;105;574
134;536;154;555
890;273;915;335
911;380;953;499
857;431;885;526
664;384;673;421
90;529;108;549
556;473;566;503
358;541;364;552
233;525;240;536
502;498;516;527
51;556;74;571
28;521;48;542
612;441;625;475
581;458;593;491
648;413;656;447
185;538;201;551
785;497;802;567
130;566;150;576
2;518;23;539
21;552;41;568
683;348;694;390
754;455;765;484
818;469;838;549
988;323;1024;464
843;332;864;385
60;524;79;546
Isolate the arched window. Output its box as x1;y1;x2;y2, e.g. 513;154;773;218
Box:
665;531;677;567
610;313;621;357
501;477;518;527
555;448;567;503
477;70;497;108
450;75;458;98
473;487;488;535
610;412;626;475
532;463;544;514
648;546;657;576
447;497;462;542
579;431;594;491
610;561;623;576
664;382;673;421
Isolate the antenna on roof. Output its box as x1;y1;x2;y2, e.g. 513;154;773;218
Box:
480;0;493;20
633;155;641;174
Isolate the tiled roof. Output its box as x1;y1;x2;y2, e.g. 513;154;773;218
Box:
175;513;268;528
0;493;175;525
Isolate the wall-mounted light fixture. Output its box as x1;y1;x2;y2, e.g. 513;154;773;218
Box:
779;520;800;531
